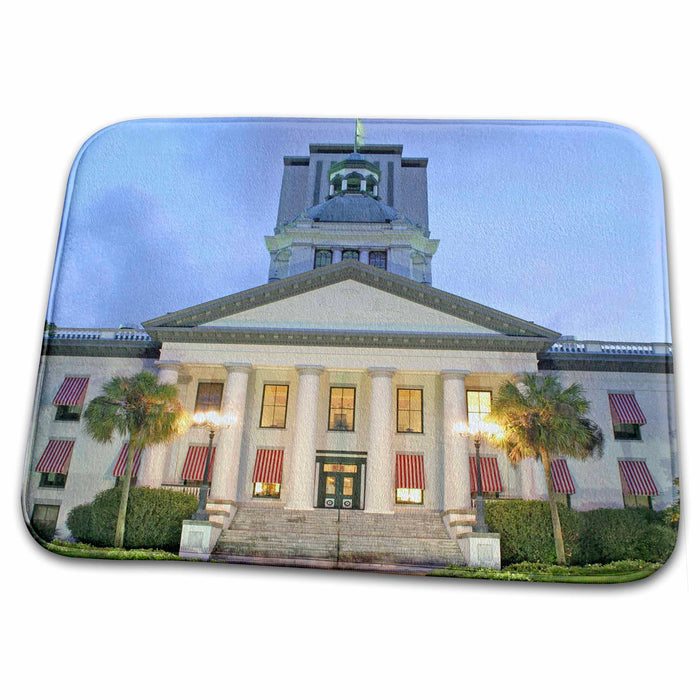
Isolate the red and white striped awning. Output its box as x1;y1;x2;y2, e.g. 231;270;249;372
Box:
551;459;576;494
35;439;75;474
396;454;426;490
619;460;658;496
181;445;216;481
608;393;646;425
469;456;503;493
112;444;144;477
52;376;89;406
252;449;284;484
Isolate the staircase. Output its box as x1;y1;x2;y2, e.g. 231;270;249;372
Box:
212;505;466;571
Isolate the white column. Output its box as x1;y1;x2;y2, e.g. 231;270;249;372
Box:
364;367;395;514
210;363;252;503
331;248;342;264
139;361;181;488
359;248;370;265
442;370;470;512
285;365;323;510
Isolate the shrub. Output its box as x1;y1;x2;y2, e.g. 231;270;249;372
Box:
66;503;93;543
67;488;198;552
572;508;677;564
485;499;580;565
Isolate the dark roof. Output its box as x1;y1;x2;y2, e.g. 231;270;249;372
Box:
304;193;400;223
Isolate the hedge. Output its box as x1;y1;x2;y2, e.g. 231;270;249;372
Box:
485;500;677;566
67;487;198;552
572;508;677;565
485;500;580;565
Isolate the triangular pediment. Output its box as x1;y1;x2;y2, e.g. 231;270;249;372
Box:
200;279;499;334
143;261;559;349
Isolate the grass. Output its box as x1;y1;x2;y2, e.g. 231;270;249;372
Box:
45;540;183;561
429;559;662;583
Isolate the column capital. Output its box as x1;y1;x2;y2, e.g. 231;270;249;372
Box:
368;367;396;378
441;369;470;380
223;362;253;374
296;364;324;376
155;360;181;371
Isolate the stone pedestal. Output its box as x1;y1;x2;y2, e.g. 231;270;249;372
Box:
457;532;502;570
210;363;252;503
179;520;222;560
285;366;323;510
441;370;470;512
364;368;395;513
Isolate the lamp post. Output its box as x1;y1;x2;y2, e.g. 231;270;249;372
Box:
454;419;504;534
190;411;236;521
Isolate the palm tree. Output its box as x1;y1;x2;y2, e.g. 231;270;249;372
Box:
489;373;604;565
83;371;188;548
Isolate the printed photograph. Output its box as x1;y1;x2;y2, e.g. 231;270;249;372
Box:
22;118;678;582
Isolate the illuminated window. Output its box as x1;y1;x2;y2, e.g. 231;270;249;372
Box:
466;390;492;424
253;482;281;499
342;249;359;261
259;385;289;428
314;249;332;268
31;504;60;541
195;382;223;413
328;387;355;431
396;488;423;504
39;472;66;489
368;251;387;269
397;389;423;433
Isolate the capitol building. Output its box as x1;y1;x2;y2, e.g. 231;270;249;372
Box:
23;136;676;570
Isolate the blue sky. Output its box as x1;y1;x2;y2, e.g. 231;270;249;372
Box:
48;118;670;342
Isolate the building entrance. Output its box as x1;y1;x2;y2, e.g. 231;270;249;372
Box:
316;458;364;509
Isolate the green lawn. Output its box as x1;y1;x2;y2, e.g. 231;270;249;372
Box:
46;540;183;560
429;559;662;583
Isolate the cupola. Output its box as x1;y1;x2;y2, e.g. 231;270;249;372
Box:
328;153;381;197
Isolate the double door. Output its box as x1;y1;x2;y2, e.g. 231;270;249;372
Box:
317;460;362;509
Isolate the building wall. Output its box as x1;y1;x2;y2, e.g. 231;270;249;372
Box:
24;354;157;539
24;344;677;540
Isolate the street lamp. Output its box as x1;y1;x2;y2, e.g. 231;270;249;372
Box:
190;411;236;521
454;419;504;533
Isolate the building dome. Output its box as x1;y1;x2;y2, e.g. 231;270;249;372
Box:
305;193;401;223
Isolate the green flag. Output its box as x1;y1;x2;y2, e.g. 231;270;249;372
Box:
354;118;365;152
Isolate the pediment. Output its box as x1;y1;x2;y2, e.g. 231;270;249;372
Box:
143;261;559;347
201;280;499;334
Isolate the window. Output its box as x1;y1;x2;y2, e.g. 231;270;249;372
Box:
314;249;332;268
554;493;571;508
39;472;66;489
115;475;137;489
55;404;81;421
396;488;423;504
342;249;359;261
623;493;652;509
328;387;355;431
53;376;88;421
253;482;281;499
613;423;642;441
194;382;223;413
397;389;423;433
260;385;289;428
30;504;60;541
368;251;387;269
467;390;492;425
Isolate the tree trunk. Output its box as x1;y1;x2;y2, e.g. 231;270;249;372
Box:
114;440;135;548
542;452;566;565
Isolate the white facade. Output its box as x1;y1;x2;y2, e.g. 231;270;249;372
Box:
23;140;677;565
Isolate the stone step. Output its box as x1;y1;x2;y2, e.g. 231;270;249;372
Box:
213;505;466;568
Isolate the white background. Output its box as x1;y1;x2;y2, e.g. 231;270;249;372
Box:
2;2;696;697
